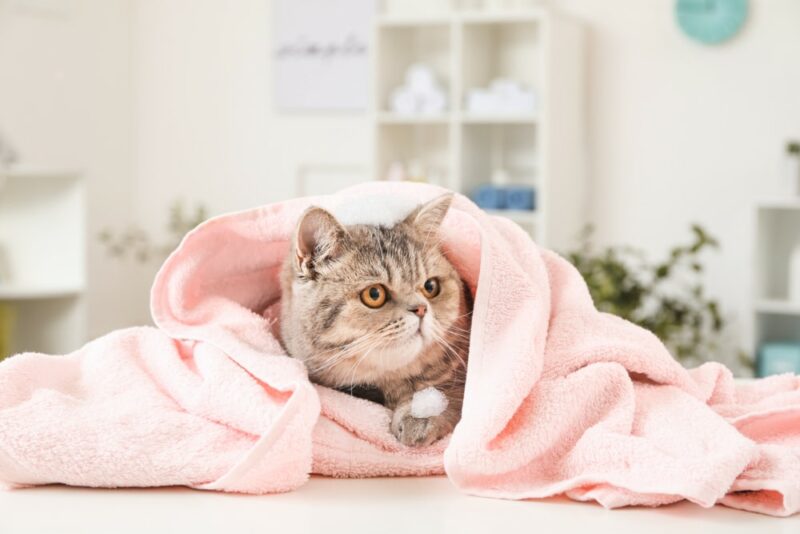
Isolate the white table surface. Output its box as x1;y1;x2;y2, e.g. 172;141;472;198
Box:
1;476;797;534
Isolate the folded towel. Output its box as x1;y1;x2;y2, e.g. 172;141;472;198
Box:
1;182;798;516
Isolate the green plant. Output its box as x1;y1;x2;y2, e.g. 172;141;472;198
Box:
98;201;208;262
787;141;800;155
566;225;738;366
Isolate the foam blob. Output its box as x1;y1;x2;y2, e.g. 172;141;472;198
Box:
410;387;449;418
325;193;418;228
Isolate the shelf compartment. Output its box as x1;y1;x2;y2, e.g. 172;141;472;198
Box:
376;23;451;114
460;122;538;195
0;170;86;359
755;207;800;302
0;172;85;291
756;314;800;346
460;18;541;114
4;298;85;358
375;123;451;187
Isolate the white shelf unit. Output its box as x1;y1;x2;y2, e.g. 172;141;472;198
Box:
0;168;86;358
752;200;800;356
371;6;586;249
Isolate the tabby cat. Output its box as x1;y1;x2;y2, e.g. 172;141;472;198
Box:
280;194;470;447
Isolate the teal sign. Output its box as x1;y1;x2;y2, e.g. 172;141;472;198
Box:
675;0;748;45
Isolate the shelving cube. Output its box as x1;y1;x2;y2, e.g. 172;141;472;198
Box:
371;6;586;249
752;199;800;374
0;168;86;358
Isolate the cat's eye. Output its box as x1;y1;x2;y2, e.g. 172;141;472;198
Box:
421;277;440;298
360;284;388;308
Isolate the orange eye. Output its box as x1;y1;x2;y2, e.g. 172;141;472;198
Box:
421;277;440;298
360;284;388;308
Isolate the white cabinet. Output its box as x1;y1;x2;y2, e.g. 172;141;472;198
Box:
371;6;586;249
752;199;800;359
0;168;86;358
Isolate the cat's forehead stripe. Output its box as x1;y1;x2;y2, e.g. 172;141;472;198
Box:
370;226;417;284
315;223;438;288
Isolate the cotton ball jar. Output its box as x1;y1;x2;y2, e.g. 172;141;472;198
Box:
410;387;449;418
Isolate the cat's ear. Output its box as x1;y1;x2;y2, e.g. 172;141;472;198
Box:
294;206;349;274
403;193;453;236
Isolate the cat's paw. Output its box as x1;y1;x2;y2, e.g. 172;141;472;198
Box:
390;405;452;447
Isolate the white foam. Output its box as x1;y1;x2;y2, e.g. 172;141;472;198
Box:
410;387;449;418
323;193;418;227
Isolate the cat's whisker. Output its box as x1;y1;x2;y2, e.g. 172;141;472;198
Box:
435;350;464;369
430;319;471;341
311;332;384;374
438;325;471;339
440;327;472;343
428;325;467;370
314;318;403;371
345;352;372;390
317;327;394;386
446;311;474;325
446;315;473;327
314;342;366;368
318;340;379;370
432;324;469;360
344;335;391;389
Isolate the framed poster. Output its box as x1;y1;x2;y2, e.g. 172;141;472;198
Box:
273;0;375;111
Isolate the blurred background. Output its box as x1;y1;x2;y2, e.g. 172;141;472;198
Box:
0;0;798;376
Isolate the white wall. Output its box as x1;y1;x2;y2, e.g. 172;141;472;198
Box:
555;0;800;361
126;0;372;326
133;0;370;230
132;0;800;364
1;0;373;337
0;0;140;339
5;0;798;364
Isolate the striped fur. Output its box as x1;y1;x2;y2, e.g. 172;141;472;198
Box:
280;195;470;446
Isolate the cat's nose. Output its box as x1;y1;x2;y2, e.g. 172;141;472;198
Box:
409;304;427;318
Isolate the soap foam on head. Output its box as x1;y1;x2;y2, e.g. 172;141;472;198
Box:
321;193;419;228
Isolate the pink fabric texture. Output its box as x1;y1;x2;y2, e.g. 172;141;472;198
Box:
1;182;798;516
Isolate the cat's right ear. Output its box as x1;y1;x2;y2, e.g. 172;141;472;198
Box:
293;206;348;275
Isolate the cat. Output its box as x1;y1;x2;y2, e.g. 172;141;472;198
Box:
279;194;470;447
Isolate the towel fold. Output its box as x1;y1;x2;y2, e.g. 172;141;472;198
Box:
1;182;798;516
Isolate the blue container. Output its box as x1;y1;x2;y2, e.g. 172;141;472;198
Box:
757;342;800;377
472;184;507;210
506;185;536;211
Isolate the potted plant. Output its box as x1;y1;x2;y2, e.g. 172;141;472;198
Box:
566;225;746;369
98;201;207;262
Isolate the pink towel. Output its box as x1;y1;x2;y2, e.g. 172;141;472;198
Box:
1;182;798;516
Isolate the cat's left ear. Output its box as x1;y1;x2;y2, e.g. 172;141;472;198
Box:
403;193;453;236
293;206;349;275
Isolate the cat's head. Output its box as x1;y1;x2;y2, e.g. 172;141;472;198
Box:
280;194;466;386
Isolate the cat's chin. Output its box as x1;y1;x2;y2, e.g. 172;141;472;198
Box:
373;333;426;371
